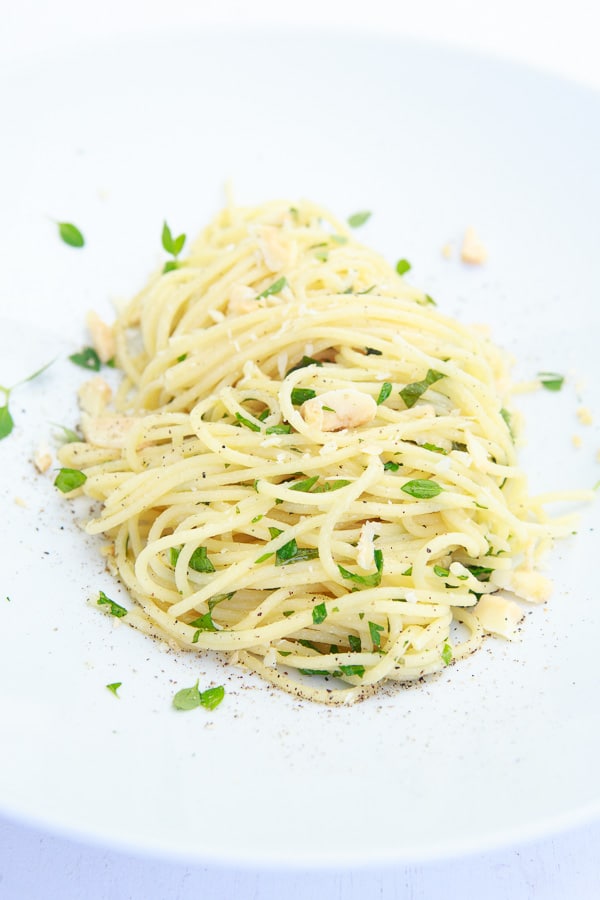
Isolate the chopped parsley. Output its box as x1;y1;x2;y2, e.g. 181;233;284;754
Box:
348;634;362;652
235;412;261;432
97;590;127;617
441;643;453;665
286;355;323;375
368;621;384;648
465;564;493;582
400;369;445;409
106;682;122;697
291;387;316;405
395;259;411;276
257;276;288;299
189;546;215;573
338;548;384;587
538;371;565;391
376;382;392;405
69;346;101;371
289;475;319;492
265;423;292;434
275;539;319;567
339;664;365;678
188;611;218;632
312;602;328;625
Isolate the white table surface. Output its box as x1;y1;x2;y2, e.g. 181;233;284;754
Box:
2;2;599;898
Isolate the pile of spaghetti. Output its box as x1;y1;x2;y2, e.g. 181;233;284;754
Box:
58;199;577;703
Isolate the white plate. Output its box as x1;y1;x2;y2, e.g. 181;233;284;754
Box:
1;29;599;867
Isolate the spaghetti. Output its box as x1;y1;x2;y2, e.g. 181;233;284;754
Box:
58;199;582;704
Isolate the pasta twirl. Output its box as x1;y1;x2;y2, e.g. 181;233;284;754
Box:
58;198;582;704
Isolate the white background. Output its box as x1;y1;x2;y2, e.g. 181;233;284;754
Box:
1;1;599;898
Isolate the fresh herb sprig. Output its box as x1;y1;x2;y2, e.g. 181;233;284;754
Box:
162;221;187;273
173;681;225;711
0;358;55;441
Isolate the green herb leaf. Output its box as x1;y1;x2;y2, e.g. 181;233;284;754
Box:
365;347;382;356
290;387;316;405
188;611;217;632
347;211;371;228
255;551;274;564
441;643;453;665
400;369;445;408
0;405;14;440
314;248;329;262
339;664;365;678
299;668;334;677
169;546;181;566
290;475;319;492
208;592;234;611
189;546;215;573
433;564;450;577
348;634;362;652
161;221;186;256
422;442;447;454
368;620;384;648
257;276;288;299
58;221;85;248
69;347;101;371
275;539;319;567
538;371;565;392
52;422;80;443
54;467;87;492
266;423;292;435
286;355;323;375
97;590;127;617
423;294;437;306
235;412;261;432
199;685;225;710
173;680;202;710
465;564;493;582
401;479;442;499
377;382;392;405
500;407;513;438
106;682;122;697
402;566;413;576
312;602;328;625
298;639;320;651
338;548;384;587
383;460;400;472
396;259;411;276
311;479;351;492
